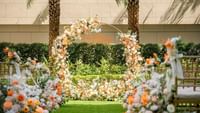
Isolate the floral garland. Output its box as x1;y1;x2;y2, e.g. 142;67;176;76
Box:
119;33;143;92
51;17;101;96
119;33;142;77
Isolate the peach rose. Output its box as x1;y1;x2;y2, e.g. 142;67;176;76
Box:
3;101;13;110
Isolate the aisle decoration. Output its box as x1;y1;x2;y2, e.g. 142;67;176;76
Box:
123;37;183;113
1;48;65;113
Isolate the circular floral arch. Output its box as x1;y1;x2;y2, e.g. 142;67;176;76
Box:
51;17;142;96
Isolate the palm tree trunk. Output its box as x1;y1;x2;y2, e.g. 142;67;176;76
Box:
49;0;60;56
127;0;139;41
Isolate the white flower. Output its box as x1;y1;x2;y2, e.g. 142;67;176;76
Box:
133;94;140;103
150;105;159;111
167;104;175;113
126;110;132;113
11;104;20;112
43;110;49;113
163;88;168;95
145;110;153;113
123;103;128;108
6;110;15;113
55;104;60;109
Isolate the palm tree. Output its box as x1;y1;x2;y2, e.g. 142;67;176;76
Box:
48;0;60;56
27;0;60;56
115;0;139;41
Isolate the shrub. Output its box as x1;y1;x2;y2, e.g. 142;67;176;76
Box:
0;41;200;64
140;43;161;59
110;44;125;65
0;43;48;62
69;58;126;75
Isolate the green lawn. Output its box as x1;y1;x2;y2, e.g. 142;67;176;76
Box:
53;101;125;113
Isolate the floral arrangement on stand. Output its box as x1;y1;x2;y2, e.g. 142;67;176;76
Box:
51;17;101;96
1;48;65;113
123;37;183;113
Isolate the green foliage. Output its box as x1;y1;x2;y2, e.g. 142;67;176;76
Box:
68;43;112;65
176;40;200;56
0;43;48;62
98;58;111;74
141;43;161;59
72;74;123;84
69;58;126;75
110;44;125;65
72;60;98;75
14;43;48;62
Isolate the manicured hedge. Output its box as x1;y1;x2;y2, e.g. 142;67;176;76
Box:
0;42;48;62
0;41;200;64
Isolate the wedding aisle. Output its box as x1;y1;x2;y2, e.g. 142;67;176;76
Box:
53;101;124;113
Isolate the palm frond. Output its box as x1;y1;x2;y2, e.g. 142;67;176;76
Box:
27;0;34;8
33;5;49;24
115;0;129;6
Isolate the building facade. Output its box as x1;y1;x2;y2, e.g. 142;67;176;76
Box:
0;0;200;43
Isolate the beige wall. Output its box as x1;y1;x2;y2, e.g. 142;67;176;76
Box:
0;0;123;24
0;24;199;44
139;0;200;24
0;0;200;24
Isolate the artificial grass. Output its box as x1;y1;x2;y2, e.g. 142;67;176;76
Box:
53;100;124;113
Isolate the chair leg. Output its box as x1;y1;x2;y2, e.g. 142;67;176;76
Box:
197;104;200;113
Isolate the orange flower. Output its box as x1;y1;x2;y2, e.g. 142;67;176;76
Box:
27;98;34;106
22;106;29;113
49;95;55;101
164;39;174;49
56;83;62;88
3;101;13;110
35;107;44;113
31;60;37;65
35;99;40;106
62;37;70;46
56;83;62;95
146;58;151;64
11;80;19;85
17;94;25;101
58;69;65;79
141;91;149;106
7;89;14;96
127;95;134;105
154;61;160;65
122;38;130;46
57;90;62;96
7;51;14;59
3;47;9;53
